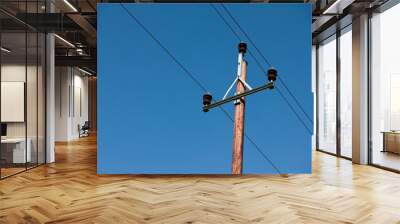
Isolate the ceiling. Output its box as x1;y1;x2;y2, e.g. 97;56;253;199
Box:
0;0;391;74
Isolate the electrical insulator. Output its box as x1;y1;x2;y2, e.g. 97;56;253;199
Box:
238;42;247;54
203;93;213;111
267;68;277;82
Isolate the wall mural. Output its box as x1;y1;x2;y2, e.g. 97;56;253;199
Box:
98;3;312;174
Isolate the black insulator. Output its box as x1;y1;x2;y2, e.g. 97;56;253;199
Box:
203;93;213;106
268;68;277;82
238;42;247;54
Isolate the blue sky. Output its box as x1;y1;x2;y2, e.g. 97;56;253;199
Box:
98;3;312;174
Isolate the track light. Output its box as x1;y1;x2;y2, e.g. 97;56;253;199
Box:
322;0;353;15
1;47;11;53
63;0;78;12
54;34;75;48
78;67;93;76
76;48;84;55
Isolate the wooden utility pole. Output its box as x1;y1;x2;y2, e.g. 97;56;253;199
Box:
231;42;248;175
232;59;247;175
202;42;276;175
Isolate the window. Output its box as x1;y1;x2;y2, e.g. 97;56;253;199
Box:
317;35;337;154
0;1;47;179
339;27;352;158
370;3;400;171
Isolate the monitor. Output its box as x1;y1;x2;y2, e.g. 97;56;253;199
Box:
1;123;7;137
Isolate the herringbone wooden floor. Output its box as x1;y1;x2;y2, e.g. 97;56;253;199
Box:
1;135;400;224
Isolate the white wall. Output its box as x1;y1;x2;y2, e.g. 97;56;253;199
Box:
1;66;26;141
55;67;89;141
69;72;89;139
55;66;70;141
1;65;41;137
1;63;46;164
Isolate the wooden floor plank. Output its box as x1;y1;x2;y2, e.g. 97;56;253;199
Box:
0;134;400;223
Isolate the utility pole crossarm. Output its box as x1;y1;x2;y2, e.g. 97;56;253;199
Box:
202;82;274;112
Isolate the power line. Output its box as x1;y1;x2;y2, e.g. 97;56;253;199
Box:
277;78;313;124
119;3;282;175
209;4;267;79
220;4;273;68
217;107;283;174
211;3;312;133
119;4;208;93
219;4;313;125
276;87;313;134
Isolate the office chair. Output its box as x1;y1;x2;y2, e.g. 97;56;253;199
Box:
79;121;90;138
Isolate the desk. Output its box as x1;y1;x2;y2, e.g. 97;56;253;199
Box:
382;131;400;154
1;138;32;163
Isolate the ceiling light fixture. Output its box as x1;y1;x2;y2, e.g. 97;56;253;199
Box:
1;47;11;53
54;34;75;48
322;0;354;15
63;0;78;12
76;48;85;56
78;67;93;76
